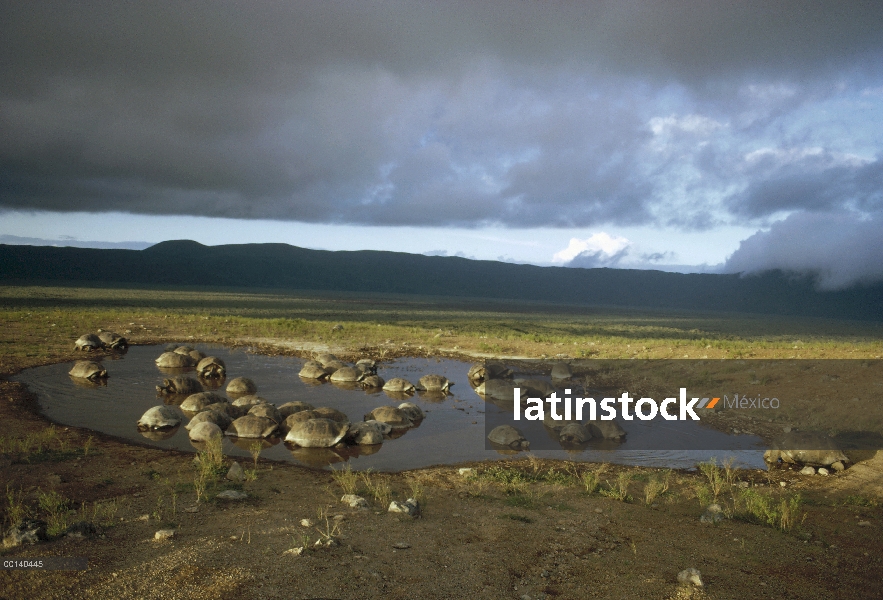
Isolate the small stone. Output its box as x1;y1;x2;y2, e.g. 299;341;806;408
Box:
700;504;724;524
314;537;338;548
388;498;420;517
783;426;792;433
780;481;787;487
678;567;703;588
283;547;305;556
65;521;99;539
136;514;150;521
154;529;176;541
857;521;871;527
831;461;845;472
333;514;345;521
341;494;369;509
184;506;199;513
226;462;244;482
817;468;829;476
2;520;48;549
800;466;816;475
737;481;749;488
541;570;550;578
392;542;411;549
300;518;314;527
458;468;475;477
216;490;248;500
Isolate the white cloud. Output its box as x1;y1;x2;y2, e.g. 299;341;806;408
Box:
648;114;725;137
723;211;883;289
552;233;631;263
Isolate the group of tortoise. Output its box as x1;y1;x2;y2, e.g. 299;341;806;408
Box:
155;344;227;377
297;353;454;399
71;340;849;470
474;360;850;470
68;331;130;383
139;348;428;451
471;360;627;452
74;331;129;351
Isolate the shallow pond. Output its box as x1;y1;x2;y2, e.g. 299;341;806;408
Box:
14;345;768;471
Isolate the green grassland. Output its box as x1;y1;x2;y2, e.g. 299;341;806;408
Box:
1;284;881;370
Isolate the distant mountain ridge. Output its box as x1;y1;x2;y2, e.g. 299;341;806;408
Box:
1;240;881;321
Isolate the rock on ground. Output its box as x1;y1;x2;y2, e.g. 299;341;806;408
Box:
388;498;420;517
341;494;369;509
3;520;48;548
678;567;704;587
226;461;244;482
216;490;248;500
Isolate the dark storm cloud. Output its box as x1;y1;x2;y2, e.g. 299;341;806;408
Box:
1;1;883;227
728;154;883;217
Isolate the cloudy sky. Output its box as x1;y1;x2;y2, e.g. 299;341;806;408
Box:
2;2;882;288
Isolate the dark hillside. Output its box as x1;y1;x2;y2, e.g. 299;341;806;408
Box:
1;241;881;320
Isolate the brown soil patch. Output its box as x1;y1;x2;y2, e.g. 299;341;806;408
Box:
2;339;883;599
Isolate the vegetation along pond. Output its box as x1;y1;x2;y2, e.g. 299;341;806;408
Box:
14;345;767;471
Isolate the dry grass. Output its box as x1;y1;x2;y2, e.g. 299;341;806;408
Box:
330;464;360;496
642;471;672;506
360;470;393;508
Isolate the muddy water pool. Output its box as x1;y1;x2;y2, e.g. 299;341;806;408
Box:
14;345;767;471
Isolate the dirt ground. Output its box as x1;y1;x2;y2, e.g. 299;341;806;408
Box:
2;337;883;600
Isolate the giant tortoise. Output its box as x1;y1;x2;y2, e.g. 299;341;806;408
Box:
97;331;127;350
467;362;513;382
345;421;386;445
155;352;196;369
226;415;278;439
383;378;416;393
364;406;412;429
156;376;203;396
185;408;232;432
329;367;365;383
226;377;258;396
397;402;425;422
298;364;330;380
418;374;453;393
550;362;573;380
248;403;282;424
180;392;226;412
188;421;223;443
763;431;848;468
278;401;315;419
312;406;349;423
69;361;108;381
74;334;103;352
359;375;385;389
196;356;226;379
487;425;530;451
585;419;626;440
285;418;350;448
137;406;182;430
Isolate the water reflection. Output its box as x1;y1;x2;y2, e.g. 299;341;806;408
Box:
16;345;773;471
139;426;180;441
68;376;107;389
230;436;280;452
